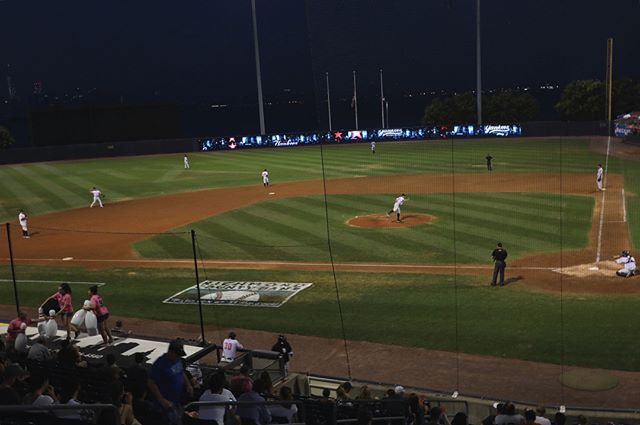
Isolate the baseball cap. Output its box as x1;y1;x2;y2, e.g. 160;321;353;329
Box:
394;385;405;394
168;339;186;356
4;363;29;379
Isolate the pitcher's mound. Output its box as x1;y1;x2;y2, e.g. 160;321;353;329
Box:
346;213;434;228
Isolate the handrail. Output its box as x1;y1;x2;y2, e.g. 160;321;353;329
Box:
0;403;119;425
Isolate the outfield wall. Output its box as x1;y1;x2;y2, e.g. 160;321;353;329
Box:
0;120;607;165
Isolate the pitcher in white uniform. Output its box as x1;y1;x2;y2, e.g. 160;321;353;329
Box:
387;194;406;222
90;187;103;208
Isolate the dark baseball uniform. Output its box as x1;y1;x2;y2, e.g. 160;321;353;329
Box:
491;246;508;286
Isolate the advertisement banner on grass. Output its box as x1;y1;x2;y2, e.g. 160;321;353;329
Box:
163;280;313;308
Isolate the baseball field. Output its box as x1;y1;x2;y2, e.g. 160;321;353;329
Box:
1;136;640;378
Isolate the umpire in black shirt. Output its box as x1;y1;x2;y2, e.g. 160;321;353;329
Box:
491;242;508;286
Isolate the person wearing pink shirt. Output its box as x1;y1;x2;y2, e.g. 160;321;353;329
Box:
40;283;74;340
86;285;113;345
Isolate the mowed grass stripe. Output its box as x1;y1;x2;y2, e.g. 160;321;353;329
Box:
0;167;56;214
13;165;86;206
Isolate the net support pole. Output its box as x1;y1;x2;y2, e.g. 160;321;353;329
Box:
5;223;20;315
250;0;266;135
326;72;332;132
476;0;482;125
191;229;207;346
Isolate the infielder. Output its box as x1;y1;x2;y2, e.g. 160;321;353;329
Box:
387;194;406;222
371;141;376;154
184;154;190;169
596;163;604;191
614;250;636;277
261;169;270;187
18;209;29;238
90;187;104;208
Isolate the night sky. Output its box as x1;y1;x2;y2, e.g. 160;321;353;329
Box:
1;0;639;102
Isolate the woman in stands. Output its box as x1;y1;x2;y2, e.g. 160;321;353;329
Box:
40;283;74;340
87;285;113;345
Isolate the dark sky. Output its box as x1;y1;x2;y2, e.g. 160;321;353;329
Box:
1;0;638;103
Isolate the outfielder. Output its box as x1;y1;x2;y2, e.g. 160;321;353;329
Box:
184;154;190;169
596;163;604;191
261;169;270;187
18;209;29;238
614;250;636;277
371;141;376;154
90;187;104;208
387;194;406;222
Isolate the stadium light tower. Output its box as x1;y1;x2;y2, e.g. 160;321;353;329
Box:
251;0;266;135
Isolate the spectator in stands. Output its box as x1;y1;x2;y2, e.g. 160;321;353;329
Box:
23;374;58;405
576;415;588;425
236;377;271;425
320;388;332;400
535;407;551;425
27;335;51;363
271;335;293;376
127;352;149;394
0;363;29;405
482;403;504;425
199;371;235;425
426;406;450;425
260;371;275;397
407;394;425;425
58;340;88;368
5;311;31;350
111;379;142;425
222;332;244;362
132;383;168;425
524;410;539;425
148;338;192;425
56;379;91;422
268;386;298;423
230;365;254;397
355;385;372;400
495;403;524;425
452;412;468;425
554;413;566;425
102;353;123;380
335;381;353;400
357;408;373;425
385;385;410;425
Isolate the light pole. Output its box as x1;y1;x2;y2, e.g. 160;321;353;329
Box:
380;69;385;128
326;72;332;131
476;0;482;125
250;0;266;134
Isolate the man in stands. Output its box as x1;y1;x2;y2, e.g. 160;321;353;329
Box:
27;335;51;363
495;402;524;425
230;364;253;397
0;364;29;405
148;339;193;425
236;378;271;425
535;406;551;425
5;311;31;350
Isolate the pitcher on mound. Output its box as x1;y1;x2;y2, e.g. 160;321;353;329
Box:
387;194;406;222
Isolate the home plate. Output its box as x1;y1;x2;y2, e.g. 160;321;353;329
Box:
268;192;275;195
62;257;74;261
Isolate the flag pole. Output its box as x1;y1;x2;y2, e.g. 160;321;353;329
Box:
353;70;359;129
326;72;332;132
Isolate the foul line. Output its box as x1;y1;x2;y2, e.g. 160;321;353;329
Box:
0;257;557;271
622;188;627;223
595;136;612;264
0;279;105;286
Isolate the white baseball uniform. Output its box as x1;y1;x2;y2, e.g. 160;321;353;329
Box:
616;254;636;277
261;170;269;186
184;155;190;169
222;338;244;362
90;189;103;208
18;212;29;237
596;166;603;191
371;141;376;153
393;195;405;213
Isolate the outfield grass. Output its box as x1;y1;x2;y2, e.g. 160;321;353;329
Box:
1;265;639;371
134;193;594;263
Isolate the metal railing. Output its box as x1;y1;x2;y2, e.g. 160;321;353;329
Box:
0;403;119;425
